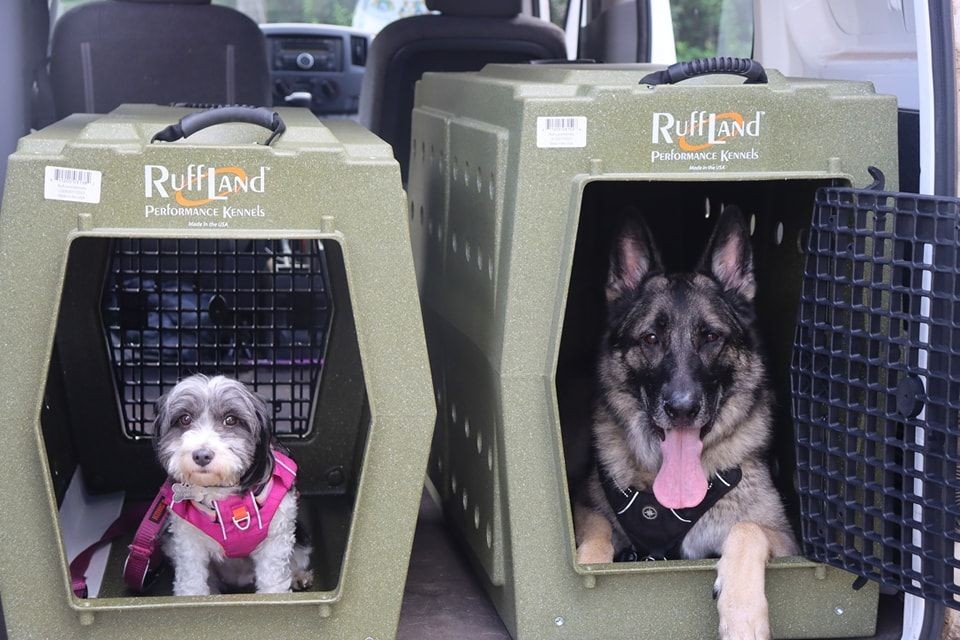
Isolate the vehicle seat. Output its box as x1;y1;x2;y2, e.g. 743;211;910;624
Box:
359;0;566;182
49;0;270;119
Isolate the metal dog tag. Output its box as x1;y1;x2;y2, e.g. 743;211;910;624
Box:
171;482;207;504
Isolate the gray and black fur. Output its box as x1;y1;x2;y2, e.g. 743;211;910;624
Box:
575;206;797;560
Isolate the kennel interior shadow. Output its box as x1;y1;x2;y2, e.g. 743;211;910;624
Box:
556;178;849;544
41;236;370;597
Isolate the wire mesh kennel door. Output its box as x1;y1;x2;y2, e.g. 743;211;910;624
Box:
792;172;960;607
102;238;331;439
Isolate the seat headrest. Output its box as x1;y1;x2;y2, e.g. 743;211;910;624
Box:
114;0;211;4
425;0;520;18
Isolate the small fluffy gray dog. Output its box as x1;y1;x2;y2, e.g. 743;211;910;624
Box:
154;374;313;595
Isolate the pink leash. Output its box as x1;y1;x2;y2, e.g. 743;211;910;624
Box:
68;481;172;598
122;480;173;592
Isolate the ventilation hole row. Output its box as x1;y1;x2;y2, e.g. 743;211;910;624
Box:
409;196;445;247
434;386;445;478
410;148;497;280
411;137;446;173
446;395;495;550
451;156;496;200
705;200;802;254
448;472;493;549
411;196;497;280
449;231;495;281
451;402;495;472
412;138;495;198
409;195;441;240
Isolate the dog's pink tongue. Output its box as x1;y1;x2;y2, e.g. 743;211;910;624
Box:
653;428;708;509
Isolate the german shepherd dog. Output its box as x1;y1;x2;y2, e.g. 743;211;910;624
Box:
573;206;798;640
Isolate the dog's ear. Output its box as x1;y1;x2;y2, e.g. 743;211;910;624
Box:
698;205;755;301
152;391;170;451
238;391;275;491
606;212;663;303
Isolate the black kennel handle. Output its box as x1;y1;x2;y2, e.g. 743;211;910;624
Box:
151;106;286;145
640;57;768;85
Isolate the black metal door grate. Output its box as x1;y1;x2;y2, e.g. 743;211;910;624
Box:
101;238;332;438
792;173;960;607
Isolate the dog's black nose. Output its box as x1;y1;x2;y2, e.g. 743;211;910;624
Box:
192;448;214;467
663;391;701;422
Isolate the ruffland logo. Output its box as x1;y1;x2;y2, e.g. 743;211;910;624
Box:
143;164;269;224
649;110;764;169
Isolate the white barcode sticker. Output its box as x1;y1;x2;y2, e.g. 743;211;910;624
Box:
44;166;103;204
536;116;587;148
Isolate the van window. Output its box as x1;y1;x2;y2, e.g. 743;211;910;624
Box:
54;0;430;32
549;0;569;27
671;0;753;59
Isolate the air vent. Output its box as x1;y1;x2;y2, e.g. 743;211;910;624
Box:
350;35;368;67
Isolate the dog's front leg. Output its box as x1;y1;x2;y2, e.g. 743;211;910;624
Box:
574;503;615;564
251;535;295;593
714;522;784;640
169;525;214;596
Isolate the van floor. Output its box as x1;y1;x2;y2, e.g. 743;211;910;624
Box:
399;492;906;640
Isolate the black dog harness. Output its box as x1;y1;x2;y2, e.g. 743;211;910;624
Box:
599;465;742;561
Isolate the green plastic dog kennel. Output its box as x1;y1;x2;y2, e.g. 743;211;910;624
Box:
0;105;434;639
408;62;899;639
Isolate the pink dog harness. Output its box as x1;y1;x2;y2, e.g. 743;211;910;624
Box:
115;449;297;593
168;451;297;558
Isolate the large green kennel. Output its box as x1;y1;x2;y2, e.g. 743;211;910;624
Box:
0;105;434;639
409;63;899;639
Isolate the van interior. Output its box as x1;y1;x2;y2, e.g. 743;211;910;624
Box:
0;1;950;639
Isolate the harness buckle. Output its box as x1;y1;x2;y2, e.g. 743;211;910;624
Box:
128;542;153;558
231;506;252;531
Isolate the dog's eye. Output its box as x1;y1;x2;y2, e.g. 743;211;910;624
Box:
177;414;192;426
223;415;238;427
642;333;659;346
704;331;721;343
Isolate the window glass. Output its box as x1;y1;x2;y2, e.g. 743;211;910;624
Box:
56;0;89;17
549;0;568;27
671;0;753;60
55;0;430;32
217;0;429;30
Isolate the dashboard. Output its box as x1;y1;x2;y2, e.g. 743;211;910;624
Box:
260;23;371;117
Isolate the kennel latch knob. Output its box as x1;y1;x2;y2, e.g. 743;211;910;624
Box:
895;375;925;419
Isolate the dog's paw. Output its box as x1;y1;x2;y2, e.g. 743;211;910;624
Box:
172;583;212;597
292;567;314;591
575;540;614;564
715;577;770;640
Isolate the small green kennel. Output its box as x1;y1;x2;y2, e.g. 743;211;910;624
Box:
409;62;898;639
0;105;434;640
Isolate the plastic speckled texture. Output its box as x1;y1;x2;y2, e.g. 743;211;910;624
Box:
409;64;899;639
0;105;435;639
